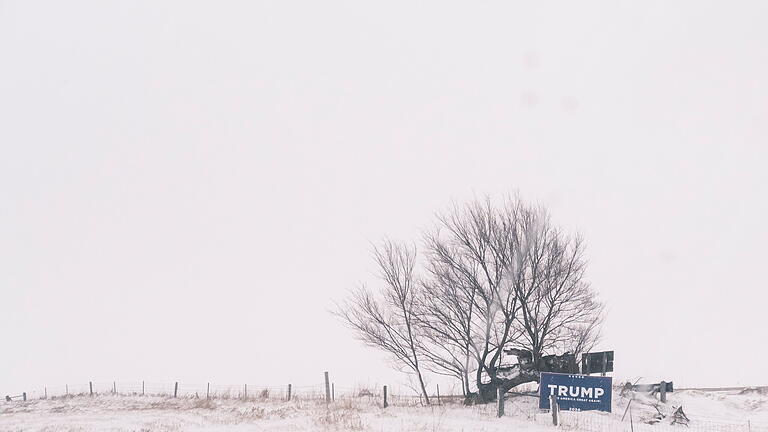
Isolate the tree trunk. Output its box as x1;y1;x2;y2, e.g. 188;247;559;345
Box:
415;369;431;405
465;370;539;405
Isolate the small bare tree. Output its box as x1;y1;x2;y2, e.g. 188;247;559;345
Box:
334;240;431;404
416;252;478;396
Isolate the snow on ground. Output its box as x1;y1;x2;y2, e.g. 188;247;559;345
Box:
1;388;767;432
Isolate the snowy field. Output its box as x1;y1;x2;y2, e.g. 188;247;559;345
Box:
1;388;767;432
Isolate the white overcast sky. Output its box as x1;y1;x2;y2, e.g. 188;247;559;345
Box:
1;1;767;395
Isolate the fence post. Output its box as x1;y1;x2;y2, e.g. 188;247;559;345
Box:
142;381;145;396
207;383;210;399
497;387;504;417
550;394;559;426
44;387;47;399
437;384;441;405
332;383;335;401
22;392;26;402
66;385;68;396
174;382;178;398
89;382;93;396
324;371;331;404
383;385;388;408
287;384;292;402
660;381;667;403
113;381;116;394
244;384;247;400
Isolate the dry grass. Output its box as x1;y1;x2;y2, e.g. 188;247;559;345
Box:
313;408;366;430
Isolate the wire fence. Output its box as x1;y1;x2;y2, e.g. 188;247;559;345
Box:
4;380;440;406
4;382;768;432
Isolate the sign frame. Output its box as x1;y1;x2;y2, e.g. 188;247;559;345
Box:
539;372;613;413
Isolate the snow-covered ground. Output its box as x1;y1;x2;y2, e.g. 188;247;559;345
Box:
1;388;767;432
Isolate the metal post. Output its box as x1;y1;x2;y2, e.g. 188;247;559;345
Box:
660;381;667;403
89;382;93;396
621;398;633;421
207;383;210;399
550;394;559;425
497;387;504;417
324;372;331;404
383;385;388;408
174;382;178;398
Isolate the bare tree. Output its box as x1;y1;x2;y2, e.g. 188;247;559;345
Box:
335;195;604;405
334;240;431;404
504;204;604;366
418;199;524;403
417;197;603;402
416;250;478;396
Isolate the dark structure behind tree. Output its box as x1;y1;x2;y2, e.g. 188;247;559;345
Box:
582;351;614;374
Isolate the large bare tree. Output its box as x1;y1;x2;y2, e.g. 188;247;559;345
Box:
336;196;604;404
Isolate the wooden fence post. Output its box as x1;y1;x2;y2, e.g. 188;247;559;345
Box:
174;382;178;398
497;387;504;417
660;381;667;403
324;372;331;404
113;381;116;394
207;383;210;399
383;385;388;408
287;384;292;401
44;387;47;399
550;394;559;426
142;381;145;396
244;384;247;400
89;382;93;396
22;392;26;402
437;384;441;405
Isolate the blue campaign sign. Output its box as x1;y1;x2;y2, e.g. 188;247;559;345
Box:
539;372;612;413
